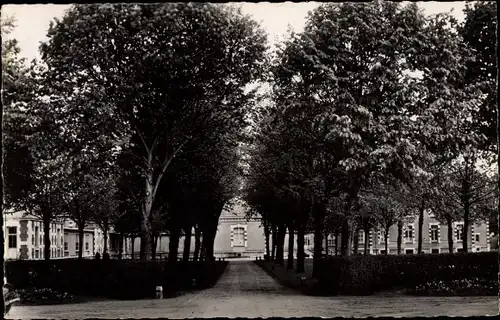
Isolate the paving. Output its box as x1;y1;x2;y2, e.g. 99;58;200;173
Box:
7;261;499;318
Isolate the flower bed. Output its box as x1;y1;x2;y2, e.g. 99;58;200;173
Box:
408;278;498;296
14;288;75;305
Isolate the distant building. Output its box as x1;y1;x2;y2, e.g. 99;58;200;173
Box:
213;201;265;258
3;210;128;260
6;204;489;260
4;210;66;260
298;209;490;255
62;220;97;258
126;200;267;259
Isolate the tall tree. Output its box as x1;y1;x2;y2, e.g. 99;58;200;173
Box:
460;1;497;152
40;3;267;259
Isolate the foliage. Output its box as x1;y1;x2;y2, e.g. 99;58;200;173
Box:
5;259;228;299
14;288;74;305
312;252;498;296
39;3;268;259
459;1;497;151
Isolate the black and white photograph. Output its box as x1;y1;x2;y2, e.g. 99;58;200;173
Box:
1;1;498;318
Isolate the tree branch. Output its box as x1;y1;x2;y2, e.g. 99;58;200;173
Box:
151;138;191;200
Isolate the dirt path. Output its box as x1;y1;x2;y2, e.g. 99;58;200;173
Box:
7;261;499;318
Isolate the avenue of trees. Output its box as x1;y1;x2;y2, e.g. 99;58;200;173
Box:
1;1;498;267
243;1;498;276
2;3;268;261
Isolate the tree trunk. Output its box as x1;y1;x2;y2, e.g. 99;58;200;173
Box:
341;219;352;256
418;200;425;254
312;209;324;276
131;236;135;259
364;228;369;255
200;238;205;262
118;232;124;259
287;225;294;270
204;232;215;262
78;223;85;260
140;171;154;261
152;233;159;260
183;226;192;262
42;210;51;261
103;225;108;255
384;229;389;254
139;216;152;260
447;215;454;253
397;220;403;254
324;230;329;256
296;224;305;273
193;226;201;262
168;227;181;262
264;223;270;259
275;224;286;266
463;200;470;253
353;228;359;255
335;230;339;257
271;224;277;261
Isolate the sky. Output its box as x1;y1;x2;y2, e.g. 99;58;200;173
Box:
2;2;472;62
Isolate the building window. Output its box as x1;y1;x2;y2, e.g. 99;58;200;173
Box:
76;242;79;252
8;227;17;248
35;250;39;259
430;224;439;242
40;235;43;245
327;237;335;247
404;225;414;243
85;242;89;251
377;231;385;244
405;249;414;254
431;248;440;254
428;209;435;218
233;227;245;247
64;242;68;251
475;234;480;242
476;247;481;252
358;231;365;244
32;234;35;245
31;248;34;258
379;249;386;255
457;248;464;253
34;226;39;246
455;224;464;241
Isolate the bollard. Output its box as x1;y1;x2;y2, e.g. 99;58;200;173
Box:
192;278;197;287
155;286;163;299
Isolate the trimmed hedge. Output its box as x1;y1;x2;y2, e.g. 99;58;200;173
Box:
5;259;228;300
313;252;498;295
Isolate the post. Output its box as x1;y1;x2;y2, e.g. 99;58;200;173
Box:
155;286;163;299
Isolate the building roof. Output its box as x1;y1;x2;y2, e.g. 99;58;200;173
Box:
219;199;261;221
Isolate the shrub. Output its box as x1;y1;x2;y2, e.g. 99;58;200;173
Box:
5;259;228;300
313;252;498;295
